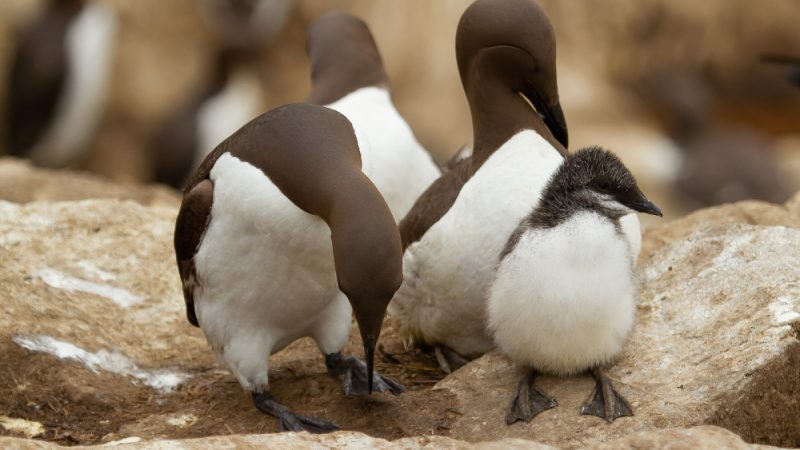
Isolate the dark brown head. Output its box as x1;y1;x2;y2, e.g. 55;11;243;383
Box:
533;147;662;228
305;11;388;105
456;0;567;151
330;188;403;392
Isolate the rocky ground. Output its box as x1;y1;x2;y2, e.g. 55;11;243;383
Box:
0;159;798;449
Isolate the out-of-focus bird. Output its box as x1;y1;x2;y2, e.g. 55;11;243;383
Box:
304;12;441;221
151;41;263;188
5;0;116;168
644;75;794;207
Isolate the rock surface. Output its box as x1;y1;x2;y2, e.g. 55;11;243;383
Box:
0;193;798;448
435;199;800;448
641;198;800;256
0;158;180;207
0;199;455;445
0;426;781;449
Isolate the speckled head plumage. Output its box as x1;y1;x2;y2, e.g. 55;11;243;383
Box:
456;0;568;154
530;147;662;229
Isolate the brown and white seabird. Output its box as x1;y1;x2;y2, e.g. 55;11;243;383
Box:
388;0;642;374
174;103;404;433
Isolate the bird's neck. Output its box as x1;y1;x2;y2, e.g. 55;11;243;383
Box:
465;67;565;172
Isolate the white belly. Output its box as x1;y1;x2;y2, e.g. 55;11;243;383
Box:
326;87;440;221
192;153;350;391
487;211;636;375
388;130;564;357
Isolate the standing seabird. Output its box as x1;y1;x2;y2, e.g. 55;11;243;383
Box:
305;11;441;221
388;0;577;372
174;103;404;432
5;0;116;167
488;147;662;424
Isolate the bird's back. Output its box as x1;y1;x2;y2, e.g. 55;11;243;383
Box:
325;87;440;221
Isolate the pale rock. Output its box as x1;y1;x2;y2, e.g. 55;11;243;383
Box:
0;198;204;396
1;191;798;448
586;425;782;450
0;426;783;449
642;199;800;256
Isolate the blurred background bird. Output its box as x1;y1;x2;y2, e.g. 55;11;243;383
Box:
4;0;115;168
0;0;798;216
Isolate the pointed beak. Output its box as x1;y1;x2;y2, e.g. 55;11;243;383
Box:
523;89;569;149
363;334;376;394
351;298;388;396
629;196;663;217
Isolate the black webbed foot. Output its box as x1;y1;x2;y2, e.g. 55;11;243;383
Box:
434;345;470;374
252;392;339;433
580;367;633;422
506;369;558;425
325;352;405;396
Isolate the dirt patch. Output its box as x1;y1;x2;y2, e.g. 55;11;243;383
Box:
0;320;455;446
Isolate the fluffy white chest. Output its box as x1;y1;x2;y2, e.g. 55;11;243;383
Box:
192;154;348;390
196;69;263;168
31;1;116;167
389;130;564;356
487;211;635;375
325;87;440;221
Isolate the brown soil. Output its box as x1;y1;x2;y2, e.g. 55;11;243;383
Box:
0;321;457;446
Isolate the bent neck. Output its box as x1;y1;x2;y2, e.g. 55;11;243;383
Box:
463;54;567;170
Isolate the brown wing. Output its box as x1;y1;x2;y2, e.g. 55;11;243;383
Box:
173;179;214;327
399;157;471;250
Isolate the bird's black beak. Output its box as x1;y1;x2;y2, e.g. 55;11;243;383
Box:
629;195;663;217
523;88;569;149
363;334;376;394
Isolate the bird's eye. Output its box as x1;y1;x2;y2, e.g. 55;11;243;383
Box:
597;181;610;192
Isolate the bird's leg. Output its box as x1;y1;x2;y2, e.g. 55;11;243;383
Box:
252;391;339;433
580;366;633;422
506;369;558;425
325;352;405;396
434;345;470;374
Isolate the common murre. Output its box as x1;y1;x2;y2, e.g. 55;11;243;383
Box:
488;147;662;424
388;0;574;373
305;11;441;221
174;103;404;433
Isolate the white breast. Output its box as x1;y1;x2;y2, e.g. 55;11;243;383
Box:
192;153;350;391
388;130;564;357
487;211;636;376
325;87;441;221
196;68;263;169
30;1;116;167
